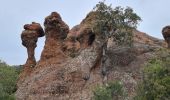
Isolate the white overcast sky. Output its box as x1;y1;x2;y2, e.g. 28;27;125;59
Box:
0;0;170;65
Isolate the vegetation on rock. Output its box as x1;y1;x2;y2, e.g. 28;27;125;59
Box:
93;81;126;100
135;48;170;100
92;1;141;46
90;0;141;81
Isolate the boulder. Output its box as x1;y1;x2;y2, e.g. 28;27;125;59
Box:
162;25;170;48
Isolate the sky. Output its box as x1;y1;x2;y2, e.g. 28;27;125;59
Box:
0;0;170;65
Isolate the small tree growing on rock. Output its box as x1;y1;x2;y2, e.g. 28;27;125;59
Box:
91;1;141;77
92;1;141;46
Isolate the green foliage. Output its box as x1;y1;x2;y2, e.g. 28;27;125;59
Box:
134;56;170;100
12;65;23;75
92;1;141;46
93;85;112;100
93;81;126;100
0;92;15;100
0;62;19;100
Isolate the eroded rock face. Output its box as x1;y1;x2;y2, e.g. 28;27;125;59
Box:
21;22;44;67
39;12;69;65
162;26;170;48
77;28;95;49
17;12;103;100
17;11;166;100
62;25;80;57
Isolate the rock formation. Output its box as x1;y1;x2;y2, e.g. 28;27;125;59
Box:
21;22;44;67
62;25;80;57
16;11;166;100
162;25;170;48
38;12;69;65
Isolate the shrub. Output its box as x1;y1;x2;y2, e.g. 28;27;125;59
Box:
0;92;15;100
93;81;126;100
134;55;170;100
0;62;19;100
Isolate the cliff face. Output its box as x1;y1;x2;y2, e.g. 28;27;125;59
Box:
16;12;166;100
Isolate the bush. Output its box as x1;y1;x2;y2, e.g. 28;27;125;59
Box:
134;55;170;100
93;81;126;100
0;92;15;100
0;62;19;100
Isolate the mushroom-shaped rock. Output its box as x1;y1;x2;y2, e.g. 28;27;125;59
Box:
162;25;170;48
21;22;44;67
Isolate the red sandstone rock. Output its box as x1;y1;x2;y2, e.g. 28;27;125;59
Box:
77;27;95;49
16;11;167;100
21;22;44;67
62;25;80;57
162;26;170;48
39;12;69;65
24;22;44;37
19;22;44;82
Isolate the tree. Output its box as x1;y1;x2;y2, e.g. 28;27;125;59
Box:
92;1;141;46
91;1;141;77
0;61;19;100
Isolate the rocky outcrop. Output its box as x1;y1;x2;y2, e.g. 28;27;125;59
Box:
20;22;44;79
38;12;69;66
16;11;166;100
162;26;170;48
62;25;80;57
134;30;166;47
21;22;44;67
